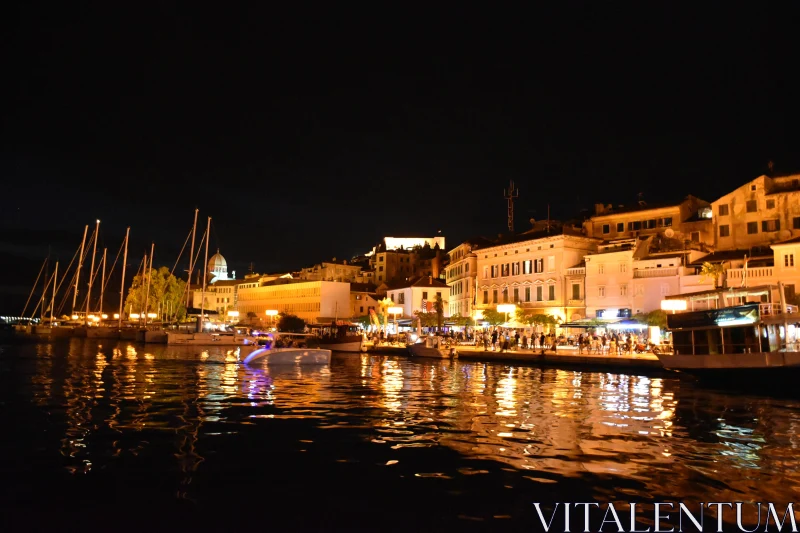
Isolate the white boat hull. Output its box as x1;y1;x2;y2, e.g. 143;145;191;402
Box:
166;332;256;346
241;346;331;365
408;342;456;359
317;340;363;352
657;351;800;371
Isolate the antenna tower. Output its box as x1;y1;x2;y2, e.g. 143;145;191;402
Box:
504;180;519;232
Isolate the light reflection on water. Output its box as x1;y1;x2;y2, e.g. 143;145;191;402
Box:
3;338;800;529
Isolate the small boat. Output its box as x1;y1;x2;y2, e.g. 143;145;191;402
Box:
86;326;121;339
307;322;364;352
165;331;257;346
656;284;800;387
408;336;457;359
240;334;331;365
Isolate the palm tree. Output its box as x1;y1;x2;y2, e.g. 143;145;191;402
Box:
378;297;393;333
433;293;446;333
700;261;725;288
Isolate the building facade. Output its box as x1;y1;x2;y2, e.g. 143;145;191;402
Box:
236;279;351;324
445;237;492;318
385;276;450;318
298;259;363;282
475;230;600;323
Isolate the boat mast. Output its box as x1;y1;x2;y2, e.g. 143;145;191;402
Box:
85;219;100;325
39;253;49;322
200;216;211;329
139;252;147;324
118;227;130;328
99;248;107;323
50;261;58;325
73;224;88;316
144;242;154;327
187;208;198;308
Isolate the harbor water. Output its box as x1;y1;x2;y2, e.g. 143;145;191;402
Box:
1;337;799;531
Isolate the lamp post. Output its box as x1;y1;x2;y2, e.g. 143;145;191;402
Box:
265;309;278;330
497;304;516;326
388;306;403;338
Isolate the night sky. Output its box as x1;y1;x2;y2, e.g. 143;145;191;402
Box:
3;4;800;314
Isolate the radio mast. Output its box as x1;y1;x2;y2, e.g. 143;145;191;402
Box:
504;180;518;232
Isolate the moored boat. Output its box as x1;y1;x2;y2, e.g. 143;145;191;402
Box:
165;331;257;346
240;345;331;365
308;322;364;352
656;284;800;387
408;336;457;359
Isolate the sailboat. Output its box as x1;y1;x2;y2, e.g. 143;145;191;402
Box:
166;216;255;346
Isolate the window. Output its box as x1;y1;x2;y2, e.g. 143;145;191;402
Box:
691;232;700;242
492;290;498;303
602;224;610;234
620;284;627;297
422;292;428;299
523;260;532;274
465;263;469;272
766;199;776;209
718;204;729;216
598;264;605;274
660;217;673;227
762;219;780;232
747;221;758;234
536;286;543;301
399;293;405;304
572;283;580;300
379;256;384;261
502;288;508;303
596;309;605;319
501;264;509;277
379;266;384;272
512;262;520;276
534;258;544;273
598;286;605;297
751;184;757;191
620;263;627;273
746;200;757;213
786;254;795;268
547;256;555;272
513;288;519;302
628;221;642;231
525;287;531;301
491;265;499;278
483;290;488;304
719;225;730;237
617;222;624;232
795;217;800;230
483;266;489;279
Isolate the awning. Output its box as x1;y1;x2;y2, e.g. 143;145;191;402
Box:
559;322;596;329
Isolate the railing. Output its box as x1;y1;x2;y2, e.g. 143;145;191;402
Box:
727;267;774;280
565;267;585;276
633;267;679;278
568;299;584;306
760;303;798;316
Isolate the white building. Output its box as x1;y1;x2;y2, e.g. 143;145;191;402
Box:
475;230;600;323
207;250;234;283
385;276;450;319
236;279;351;324
446;237;493;318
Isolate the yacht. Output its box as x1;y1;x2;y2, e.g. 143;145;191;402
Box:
239;334;331;365
165;331;257;346
656;284;799;385
307;322;364;352
408;335;457;359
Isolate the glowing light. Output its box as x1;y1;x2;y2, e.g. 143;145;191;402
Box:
497;304;516;314
113;313;120;319
661;300;687;311
147;313;157;319
101;314;108;319
71;315;79;320
130;313;140;319
265;310;279;317
388;306;403;315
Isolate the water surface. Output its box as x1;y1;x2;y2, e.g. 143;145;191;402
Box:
1;338;798;531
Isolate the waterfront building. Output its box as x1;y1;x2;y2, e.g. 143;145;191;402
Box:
583;240;713;319
369;241;445;284
349;282;381;318
711;173;800;251
445;237;493;318
237;278;351;323
207;250;234;283
385;276;450;319
297;259;363;282
381;236;445;252
474;228;600;323
582;195;713;249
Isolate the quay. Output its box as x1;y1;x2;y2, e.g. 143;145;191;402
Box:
363;341;664;373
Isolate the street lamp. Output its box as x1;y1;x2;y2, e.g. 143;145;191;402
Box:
388;306;403;337
265;309;278;330
497;304;516;325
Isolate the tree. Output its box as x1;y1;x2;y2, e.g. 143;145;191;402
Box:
413;311;438;328
700;261;725;288
449;313;474;327
378;297;393;332
634;309;667;329
124;266;187;321
481;309;506;326
277;313;305;332
433;293;446;332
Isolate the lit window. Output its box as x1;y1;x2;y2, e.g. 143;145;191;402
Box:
766;199;776;209
786;254;795;268
718;204;729;216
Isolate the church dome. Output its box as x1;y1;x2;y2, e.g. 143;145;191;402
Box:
208;251;227;274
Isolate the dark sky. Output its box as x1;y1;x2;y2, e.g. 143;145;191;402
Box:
3;4;800;315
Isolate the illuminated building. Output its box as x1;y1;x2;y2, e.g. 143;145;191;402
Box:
385;276;449;318
445;237;493;318
236;278;351;323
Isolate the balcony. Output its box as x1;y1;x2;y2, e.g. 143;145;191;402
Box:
633;267;679;278
565;267;585;276
727;267;774;281
760;302;798;316
567;299;585;307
